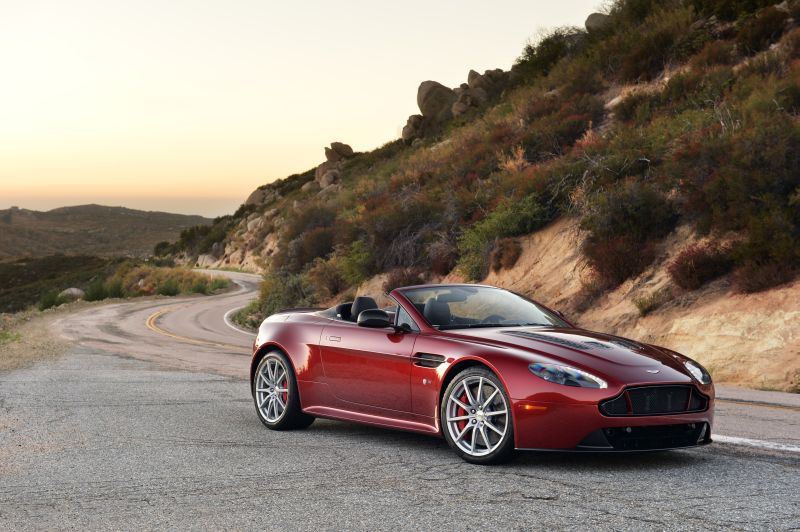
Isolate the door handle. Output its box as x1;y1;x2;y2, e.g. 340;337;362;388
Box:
327;335;341;342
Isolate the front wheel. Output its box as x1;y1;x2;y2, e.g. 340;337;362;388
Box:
253;351;314;430
441;367;515;464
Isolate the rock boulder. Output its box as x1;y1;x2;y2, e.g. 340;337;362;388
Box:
417;81;457;121
58;287;85;302
585;12;610;33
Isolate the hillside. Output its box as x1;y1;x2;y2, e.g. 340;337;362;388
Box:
0;204;212;259
167;0;800;390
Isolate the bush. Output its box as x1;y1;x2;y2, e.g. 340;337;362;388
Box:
153;241;172;256
689;40;737;68
582;181;677;285
340;241;373;286
189;279;209;294
633;287;673;316
489;238;523;273
668;243;734;290
689;0;775;20
514;27;586;82
306;257;347;300
734;260;796;292
736;7;789;54
614;5;700;81
427;239;458;276
157;279;180;296
84;279;109;301
382;268;425;293
458;194;550;280
582;181;677;244
105;279;125;298
38;290;64;311
211;277;229;291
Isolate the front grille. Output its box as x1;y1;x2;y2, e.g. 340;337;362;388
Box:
599;385;708;417
578;423;711;451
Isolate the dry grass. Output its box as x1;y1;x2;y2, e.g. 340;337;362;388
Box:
0;310;65;373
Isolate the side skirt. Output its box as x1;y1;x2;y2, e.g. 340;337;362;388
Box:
303;405;441;437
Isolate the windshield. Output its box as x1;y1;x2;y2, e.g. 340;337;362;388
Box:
398;286;568;330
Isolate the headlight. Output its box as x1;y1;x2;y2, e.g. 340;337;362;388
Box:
529;363;607;389
684;360;712;384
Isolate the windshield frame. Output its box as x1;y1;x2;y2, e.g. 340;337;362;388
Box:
393;284;571;331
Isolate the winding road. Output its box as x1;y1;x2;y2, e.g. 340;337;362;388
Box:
0;270;798;530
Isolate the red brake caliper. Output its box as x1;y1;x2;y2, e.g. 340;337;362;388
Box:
281;376;288;404
456;391;469;433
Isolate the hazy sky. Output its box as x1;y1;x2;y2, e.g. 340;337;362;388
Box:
0;0;600;217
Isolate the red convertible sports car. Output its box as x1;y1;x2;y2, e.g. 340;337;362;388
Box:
250;284;714;464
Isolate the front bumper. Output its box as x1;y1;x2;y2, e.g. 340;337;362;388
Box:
511;393;714;451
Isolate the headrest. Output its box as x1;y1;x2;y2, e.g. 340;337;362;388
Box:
351;296;378;321
423;298;451;327
334;302;352;321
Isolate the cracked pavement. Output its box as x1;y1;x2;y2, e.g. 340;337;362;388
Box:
0;272;798;530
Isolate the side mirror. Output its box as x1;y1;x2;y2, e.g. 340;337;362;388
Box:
357;309;393;329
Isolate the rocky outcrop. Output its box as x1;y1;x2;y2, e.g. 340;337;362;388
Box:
585;12;610;33
402;115;425;143
417;81;458;122
402;69;510;142
315;142;354;189
245;186;280;207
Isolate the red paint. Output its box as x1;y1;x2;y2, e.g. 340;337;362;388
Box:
250;284;715;451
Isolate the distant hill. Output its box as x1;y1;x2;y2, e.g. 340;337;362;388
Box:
0;205;213;259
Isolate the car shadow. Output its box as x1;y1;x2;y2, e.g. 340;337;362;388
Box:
305;419;708;470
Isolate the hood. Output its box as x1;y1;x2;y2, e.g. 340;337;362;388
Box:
447;327;687;373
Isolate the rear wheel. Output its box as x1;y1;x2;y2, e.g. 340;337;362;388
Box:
253;351;314;430
441;367;515;464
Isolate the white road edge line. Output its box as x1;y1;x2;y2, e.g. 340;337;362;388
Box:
714;434;800;453
223;306;254;336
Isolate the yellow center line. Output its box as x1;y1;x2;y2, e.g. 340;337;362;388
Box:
145;307;249;351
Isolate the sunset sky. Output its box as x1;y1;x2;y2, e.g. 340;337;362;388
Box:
1;0;600;217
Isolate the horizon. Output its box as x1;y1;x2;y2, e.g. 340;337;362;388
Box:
0;0;600;217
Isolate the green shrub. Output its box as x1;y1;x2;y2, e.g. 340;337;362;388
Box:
157;279;180;296
514;27;586;82
633;287;673;316
613;5;700;81
153;241;172;256
189;279;209;294
38;290;64;311
458;194;550;280
689;0;775;20
734;260;796;293
340;241;373;286
211;277;229;291
582;181;677;285
84;279;109;301
736;7;789;54
105;279;125;298
306;257;347;300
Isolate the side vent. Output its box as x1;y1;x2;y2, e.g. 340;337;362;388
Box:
412;353;445;368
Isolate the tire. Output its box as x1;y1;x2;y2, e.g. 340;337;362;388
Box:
441;367;515;464
252;351;314;430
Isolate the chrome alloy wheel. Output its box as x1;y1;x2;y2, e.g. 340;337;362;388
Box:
445;376;509;457
255;357;289;423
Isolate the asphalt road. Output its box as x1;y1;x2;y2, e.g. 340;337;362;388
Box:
0;270;798;530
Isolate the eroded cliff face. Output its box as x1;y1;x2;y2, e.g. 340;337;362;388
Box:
443;218;799;392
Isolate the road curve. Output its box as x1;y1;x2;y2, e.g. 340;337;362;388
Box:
1;269;798;529
54;269;259;378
